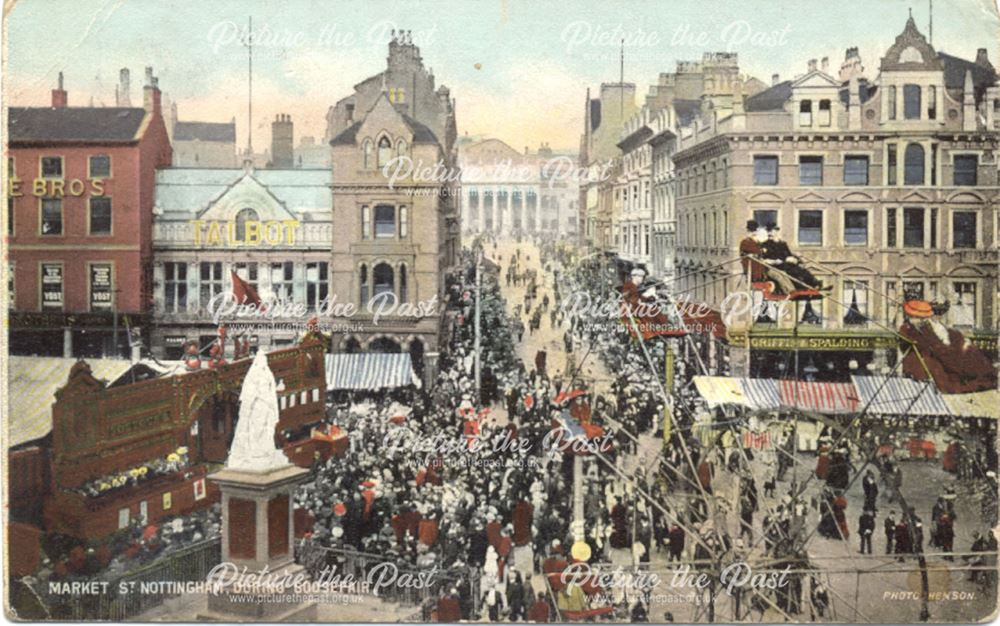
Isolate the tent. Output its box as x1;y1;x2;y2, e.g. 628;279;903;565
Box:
325;353;422;391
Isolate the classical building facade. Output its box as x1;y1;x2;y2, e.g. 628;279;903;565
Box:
150;165;332;358
326;32;458;378
7;69;172;358
457;138;578;238
672;17;1000;377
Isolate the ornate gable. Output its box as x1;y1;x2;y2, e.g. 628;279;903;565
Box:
881;16;943;72
197;173;297;222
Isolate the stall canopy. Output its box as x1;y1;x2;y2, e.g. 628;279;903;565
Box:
852;375;951;417
693;376;746;408
777;380;859;414
742;378;782;411
325;353;422;391
941;389;999;419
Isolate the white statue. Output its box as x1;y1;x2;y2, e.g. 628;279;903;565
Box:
227;350;289;472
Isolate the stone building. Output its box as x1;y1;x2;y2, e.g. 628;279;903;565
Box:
325;31;459;379
672;17;999;378
150;164;332;358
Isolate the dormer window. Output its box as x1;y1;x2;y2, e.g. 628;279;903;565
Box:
799;100;812;126
377;136;393;167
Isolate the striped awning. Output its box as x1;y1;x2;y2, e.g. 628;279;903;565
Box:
942;390;999;419
742;378;781;411
692;376;746;408
852;375;952;416
325;353;422;391
8;357;133;448
778;380;859;414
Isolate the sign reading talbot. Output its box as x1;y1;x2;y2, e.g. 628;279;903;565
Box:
189;219;300;246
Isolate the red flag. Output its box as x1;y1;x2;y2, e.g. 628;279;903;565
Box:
231;270;264;309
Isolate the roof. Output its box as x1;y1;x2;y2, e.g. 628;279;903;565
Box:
672;99;702;125
9;107;147;143
942;390;999;418
8;357;133;448
174;121;236;143
154;167;331;216
325;353;421;390
744;81;792;112
852;375;951;416
939;52;998;91
329;111;438;146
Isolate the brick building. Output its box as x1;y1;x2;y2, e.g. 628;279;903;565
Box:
7;69;172;357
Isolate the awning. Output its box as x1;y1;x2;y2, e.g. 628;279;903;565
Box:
8;357;133;448
778;380;859;414
742;378;781;411
852;375;952;416
942;390;999;419
325;353;421;391
692;376;746;408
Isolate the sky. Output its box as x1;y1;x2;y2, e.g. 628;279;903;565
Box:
4;0;999;152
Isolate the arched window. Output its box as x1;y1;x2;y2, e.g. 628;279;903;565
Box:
235;208;259;241
373;263;394;300
374;205;395;238
359;264;369;303
363;140;373;168
397;139;408;156
399;264;408;302
377;136;392;167
904;143;925;185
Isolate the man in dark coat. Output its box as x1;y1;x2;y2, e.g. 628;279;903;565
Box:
884;511;896;554
858;510;875;554
667;524;685;562
761;224;824;290
535;350;547;378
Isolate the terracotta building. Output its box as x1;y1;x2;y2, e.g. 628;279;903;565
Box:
7;68;172;357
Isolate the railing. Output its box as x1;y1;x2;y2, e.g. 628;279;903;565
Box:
38;537;221;621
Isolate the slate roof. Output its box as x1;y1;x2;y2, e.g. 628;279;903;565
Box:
744;81;793;112
174;121;236;142
673;99;702;125
939;53;997;90
8;107;147;143
329;112;438;146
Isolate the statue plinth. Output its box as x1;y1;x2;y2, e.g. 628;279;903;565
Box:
200;464;316;621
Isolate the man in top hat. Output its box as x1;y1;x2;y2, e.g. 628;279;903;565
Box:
741;221;795;294
761;223;825;291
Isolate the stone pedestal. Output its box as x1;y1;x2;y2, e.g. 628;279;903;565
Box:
199;465;317;622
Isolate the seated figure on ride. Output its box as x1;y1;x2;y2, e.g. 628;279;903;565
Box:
760;223;827;293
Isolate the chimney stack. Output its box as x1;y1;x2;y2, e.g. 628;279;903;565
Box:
271;114;294;168
51;72;68;108
821;56;829;73
142;66;161;115
116;68;131;107
771;73;780;86
976;48;993;69
808;58;817;72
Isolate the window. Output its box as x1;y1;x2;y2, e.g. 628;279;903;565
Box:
954;155;978;186
904;144;924;185
798;210;823;245
903;84;921;120
234;208;258;241
361;205;371;239
40;156;62;178
390;87;406;104
843;156;869;185
89;155;111;178
753;210;778;230
903;208;924;248
269;262;294;302
199;262;223;307
89;263;113;311
306;262;328;308
40;198;62;235
359;264;369;303
888;86;897;120
399;206;409;238
374;205;395;238
818;100;831;126
928;86;936;120
397;139;407;156
952;211;977;248
40;263;63;310
363;140;373;168
930;208;938;248
89;197;112;235
952;282;976;327
233;262;258;290
164;262;187;313
887;145;898;185
930;144;937;185
7;197;13;236
844;211;868;245
799;156;823;185
799;100;812;126
373;263;394;300
753;156;779;185
842;279;869;325
886;208;897;247
8;262;14;308
399;264;408;302
377;136;392;167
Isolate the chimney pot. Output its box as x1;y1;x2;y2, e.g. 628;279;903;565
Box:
976;48;990;67
808;58;817;72
821;56;829;72
771;73;780;86
51;71;68;108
